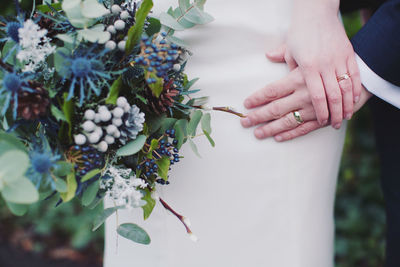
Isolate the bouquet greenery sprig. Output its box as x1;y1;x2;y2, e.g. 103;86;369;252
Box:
0;0;236;245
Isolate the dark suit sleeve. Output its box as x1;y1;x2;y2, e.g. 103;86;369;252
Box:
351;0;400;86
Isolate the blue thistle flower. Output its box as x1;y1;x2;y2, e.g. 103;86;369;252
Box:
27;137;60;189
59;47;111;106
0;71;34;119
0;16;25;60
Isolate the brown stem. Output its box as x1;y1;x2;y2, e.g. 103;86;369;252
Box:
159;197;192;234
194;106;246;118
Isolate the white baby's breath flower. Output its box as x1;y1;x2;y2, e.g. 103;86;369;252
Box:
17;19;55;72
102;166;147;209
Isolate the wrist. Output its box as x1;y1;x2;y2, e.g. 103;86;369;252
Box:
292;0;339;18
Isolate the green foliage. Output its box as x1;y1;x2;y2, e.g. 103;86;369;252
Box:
117;223;151;245
116;135;147;156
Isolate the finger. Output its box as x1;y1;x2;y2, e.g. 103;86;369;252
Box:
274;121;322;142
284;52;298;71
241;91;302;128
265;43;286;63
301;68;329;125
347;54;362;104
253;108;316;139
243;73;298;110
336;68;354;120
321;70;343;129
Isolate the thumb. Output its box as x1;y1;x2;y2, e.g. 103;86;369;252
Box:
266;43;286;62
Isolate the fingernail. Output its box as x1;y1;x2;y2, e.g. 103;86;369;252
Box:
254;129;264;139
244;99;251;109
334;123;341;129
354;96;360;103
275;135;283;142
241;118;252;127
345;113;352;120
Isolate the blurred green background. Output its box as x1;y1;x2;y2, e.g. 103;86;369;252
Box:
0;1;385;267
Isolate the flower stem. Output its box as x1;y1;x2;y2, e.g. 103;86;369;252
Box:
159;197;193;234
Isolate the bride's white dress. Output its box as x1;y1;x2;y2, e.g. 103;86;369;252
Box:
104;0;347;266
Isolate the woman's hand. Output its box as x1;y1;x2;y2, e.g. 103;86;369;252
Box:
241;67;372;141
267;0;362;129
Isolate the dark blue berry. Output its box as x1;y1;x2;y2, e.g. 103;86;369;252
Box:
161;32;167;37
173;148;179;153
160;40;166;45
153;164;158;169
165;129;171;135
173;140;178;145
148;67;154;72
174;157;180;162
137;165;142;170
166;151;171;156
170;44;178;49
160;139;165;145
145;49;151;54
145;172;151;176
74;145;80;150
145;161;150;167
170;160;175;165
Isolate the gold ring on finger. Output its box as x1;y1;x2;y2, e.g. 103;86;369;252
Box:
337;73;350;82
292;111;304;124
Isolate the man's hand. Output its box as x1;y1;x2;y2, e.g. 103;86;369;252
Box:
270;0;362;129
241;67;372;141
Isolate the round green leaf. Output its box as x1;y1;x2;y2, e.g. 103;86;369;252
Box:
2;177;39;204
0;150;29;184
55;178;68;193
117;135;147;157
5;201;29;216
117;223;151;245
160;12;185;31
81;0;110;18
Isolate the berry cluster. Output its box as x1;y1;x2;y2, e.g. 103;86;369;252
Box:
135;33;182;84
74;96;145;152
68;145;104;178
104;3;136;52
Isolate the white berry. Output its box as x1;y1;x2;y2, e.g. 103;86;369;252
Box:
113;130;121;138
106;25;116;34
82;120;96;132
173;64;181;72
116;97;128;107
123;103;131;112
97;141;108;152
120;10;130;20
94;113;101;123
84;109;95;120
112;107;124;118
100;110;112;122
106;124;118;135
114;20;125;31
105;40;117;50
94;126;103;136
105;135;115;145
88;132;101;144
111;4;122;14
98;105;108;112
74;134;86;145
112;118;123;127
118;40;126;51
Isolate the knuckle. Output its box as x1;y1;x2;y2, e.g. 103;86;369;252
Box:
311;94;326;104
297;126;309;136
328;94;342;105
263;86;278;100
268;102;282;119
339;80;352;92
283;115;295;128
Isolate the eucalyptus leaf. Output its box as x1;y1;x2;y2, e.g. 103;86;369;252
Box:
184;6;214;25
55;34;75;45
82;180;100;206
187;110;202;136
117;223;151;245
160;12;185;31
53;161;73;177
0;132;27;154
188;138;201;157
81;0;110;18
204;130;215;147
174;119;188;149
201;113;212;134
93;206;123;231
178;0;191;10
165;35;189;48
78;26;111;44
55;178;68;193
0;150;29;184
117;135;147;156
159;118;178;134
81;168;101;183
2;177;39;204
5;201;29;216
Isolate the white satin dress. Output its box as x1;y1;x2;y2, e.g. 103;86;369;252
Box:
104;0;347;266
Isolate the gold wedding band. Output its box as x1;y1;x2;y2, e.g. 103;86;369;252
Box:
337;73;350;82
293;111;304;124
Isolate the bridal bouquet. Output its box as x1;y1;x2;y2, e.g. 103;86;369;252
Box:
0;0;216;245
